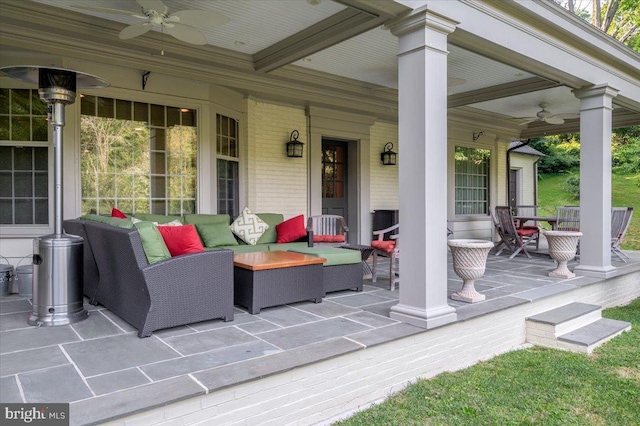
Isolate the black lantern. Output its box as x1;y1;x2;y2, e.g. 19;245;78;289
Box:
380;142;397;165
286;130;304;158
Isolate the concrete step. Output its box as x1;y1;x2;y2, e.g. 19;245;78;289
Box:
525;303;631;354
557;318;632;354
526;302;601;338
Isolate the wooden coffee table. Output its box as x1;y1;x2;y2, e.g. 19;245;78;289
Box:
233;251;325;314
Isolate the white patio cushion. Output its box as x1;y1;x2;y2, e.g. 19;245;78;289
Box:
230;207;269;245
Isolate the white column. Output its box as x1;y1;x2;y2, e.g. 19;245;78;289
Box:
388;9;457;328
573;84;619;278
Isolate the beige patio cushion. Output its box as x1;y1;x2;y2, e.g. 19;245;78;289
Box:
230;207;269;245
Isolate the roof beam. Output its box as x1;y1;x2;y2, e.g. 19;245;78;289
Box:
253;9;385;73
448;77;561;108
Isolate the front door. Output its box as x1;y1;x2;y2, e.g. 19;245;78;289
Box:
322;140;348;217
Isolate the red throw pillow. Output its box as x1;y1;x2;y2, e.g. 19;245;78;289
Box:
276;215;307;243
157;224;205;256
111;208;127;218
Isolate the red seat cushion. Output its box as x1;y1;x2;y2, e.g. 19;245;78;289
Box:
276;215;307;243
313;234;346;243
157;224;205;256
516;229;538;237
371;240;395;253
111;208;127;218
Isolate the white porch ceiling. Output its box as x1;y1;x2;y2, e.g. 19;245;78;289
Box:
26;0;640;136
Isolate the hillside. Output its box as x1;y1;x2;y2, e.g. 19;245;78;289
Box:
537;172;639;250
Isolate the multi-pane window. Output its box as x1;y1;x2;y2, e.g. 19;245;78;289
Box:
80;96;197;215
0;88;50;226
216;114;239;218
455;146;490;215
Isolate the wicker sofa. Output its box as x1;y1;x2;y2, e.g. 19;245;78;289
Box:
63;219;234;337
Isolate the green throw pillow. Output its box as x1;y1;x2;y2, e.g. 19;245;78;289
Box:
132;213;183;224
196;222;238;248
255;213;284;244
183;214;230;226
134;221;171;264
80;214;133;229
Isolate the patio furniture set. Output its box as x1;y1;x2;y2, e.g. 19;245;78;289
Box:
61;212;394;337
492;205;633;261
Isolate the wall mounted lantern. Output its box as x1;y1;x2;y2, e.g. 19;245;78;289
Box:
380;142;397;166
286;130;304;158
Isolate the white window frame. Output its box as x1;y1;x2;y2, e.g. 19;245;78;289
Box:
0;87;53;238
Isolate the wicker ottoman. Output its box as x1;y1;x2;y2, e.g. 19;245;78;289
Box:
288;247;362;295
233;251;324;314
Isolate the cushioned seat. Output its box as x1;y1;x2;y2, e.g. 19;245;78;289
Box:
288;247;362;294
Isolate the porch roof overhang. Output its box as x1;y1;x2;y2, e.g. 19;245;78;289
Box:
1;0;639;136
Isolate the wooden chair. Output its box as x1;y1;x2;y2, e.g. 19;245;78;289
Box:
556;206;580;231
611;207;634;262
514;205;540;248
307;215;348;247
494;206;539;258
371;224;400;291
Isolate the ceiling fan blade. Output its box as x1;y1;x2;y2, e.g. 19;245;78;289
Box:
119;23;152;40
136;0;167;13
164;23;207;45
170;10;230;27
544;117;565;125
553;113;580;119
72;5;138;16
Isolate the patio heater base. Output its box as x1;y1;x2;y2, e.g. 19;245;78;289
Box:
28;233;88;327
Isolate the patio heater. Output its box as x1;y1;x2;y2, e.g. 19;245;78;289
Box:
0;66;109;326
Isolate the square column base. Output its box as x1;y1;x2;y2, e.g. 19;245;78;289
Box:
574;265;618;279
390;303;457;329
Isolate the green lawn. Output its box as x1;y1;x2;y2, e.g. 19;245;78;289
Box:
537;172;640;250
335;298;640;426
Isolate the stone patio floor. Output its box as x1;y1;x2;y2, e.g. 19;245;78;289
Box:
1;243;639;425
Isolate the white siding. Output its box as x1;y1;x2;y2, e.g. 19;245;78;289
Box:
369;122;399;210
244;99;308;219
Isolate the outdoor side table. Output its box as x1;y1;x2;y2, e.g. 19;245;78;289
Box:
340;244;374;279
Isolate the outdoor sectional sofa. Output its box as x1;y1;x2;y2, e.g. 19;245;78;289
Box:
63;212;363;336
64;212;312;302
63;219;234;337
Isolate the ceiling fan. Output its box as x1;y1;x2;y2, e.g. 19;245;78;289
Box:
516;103;578;125
73;0;229;46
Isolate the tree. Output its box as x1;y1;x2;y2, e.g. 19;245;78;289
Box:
555;0;640;50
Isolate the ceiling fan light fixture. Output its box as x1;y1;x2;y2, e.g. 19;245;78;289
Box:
80;0;228;46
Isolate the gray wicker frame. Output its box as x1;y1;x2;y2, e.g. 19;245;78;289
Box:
234;264;323;314
63;219;99;302
322;263;363;295
79;220;234;337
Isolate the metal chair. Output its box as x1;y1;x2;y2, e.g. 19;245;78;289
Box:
307;215;348;247
611;207;634;262
371;224;400;291
494;206;539;258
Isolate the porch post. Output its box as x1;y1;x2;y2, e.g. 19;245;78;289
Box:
388;9;457;328
573;84;619;278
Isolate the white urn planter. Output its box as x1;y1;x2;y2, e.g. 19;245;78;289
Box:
447;239;494;303
543;230;582;278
